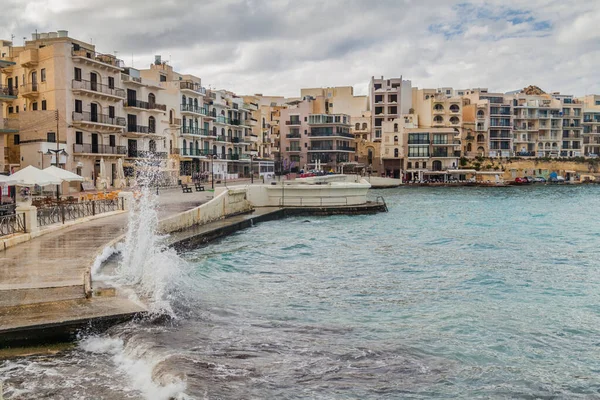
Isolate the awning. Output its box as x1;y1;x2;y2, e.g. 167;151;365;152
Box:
423;171;449;175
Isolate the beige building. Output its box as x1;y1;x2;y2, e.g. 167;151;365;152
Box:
0;57;18;173
353;111;381;175
581;95;600;156
0;31;129;188
369;76;412;142
279;97;354;172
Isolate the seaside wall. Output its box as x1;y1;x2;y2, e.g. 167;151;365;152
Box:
158;188;253;234
221;181;371;207
463;158;600;180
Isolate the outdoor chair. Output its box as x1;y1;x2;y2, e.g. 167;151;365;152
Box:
194;183;205;192
181;184;192;193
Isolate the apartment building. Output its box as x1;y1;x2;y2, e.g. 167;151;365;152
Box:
279;97;354;172
581;95;600;156
0;31;130;188
552;94;584;157
0;57;18;173
463;89;513;158
380;115;415;178
353;111;381;175
369;76;412;142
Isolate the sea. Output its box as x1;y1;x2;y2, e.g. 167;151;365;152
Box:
1;185;600;399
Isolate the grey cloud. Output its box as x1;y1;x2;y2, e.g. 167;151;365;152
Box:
0;0;599;97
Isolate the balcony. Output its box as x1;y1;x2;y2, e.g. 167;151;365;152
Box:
126;125;151;135
170;117;182;127
308;146;355;152
20;83;39;98
286;120;301;126
124;99;167;112
216;115;230;125
286;133;302;139
286;147;302;153
127;150;168;159
181;104;202;115
19;49;38;68
180;81;206;95
181;127;209;136
178;148;211;157
120;73;142;85
214;135;228;142
71;48;124;71
308;114;351;126
72;79;126;101
0;118;19;133
72;111;126;132
73;143;127;156
309;131;354;139
0;84;18;100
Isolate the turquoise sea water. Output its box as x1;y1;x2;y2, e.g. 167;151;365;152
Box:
2;185;600;399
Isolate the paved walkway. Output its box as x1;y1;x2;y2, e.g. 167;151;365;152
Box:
0;188;214;293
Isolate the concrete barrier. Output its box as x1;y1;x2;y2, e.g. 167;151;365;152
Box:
158;188;254;234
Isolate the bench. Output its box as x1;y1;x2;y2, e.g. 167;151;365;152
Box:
195;183;205;192
181;184;192;193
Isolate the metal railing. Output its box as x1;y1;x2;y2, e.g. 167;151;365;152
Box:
278;195;368;207
0;84;18;97
0;213;26;236
127;124;150;134
73;143;127;155
179;81;206;94
125;99;167;111
37;199;123;228
72;111;126;126
72;79;126;98
71;48;125;68
127;150;168;159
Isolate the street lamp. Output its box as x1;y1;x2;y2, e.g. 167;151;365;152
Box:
250;155;257;184
209;153;217;190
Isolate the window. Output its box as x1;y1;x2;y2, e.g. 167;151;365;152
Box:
47;132;56;143
408;133;429;144
160;75;166;82
41;100;47;110
15;106;19;113
32;102;38;111
74;67;82;81
109;135;116;147
108;77;114;89
394;148;399;157
407;162;412;169
76;131;83;145
75;100;82;113
8;106;13;114
394;123;398;133
394;135;398;142
14;134;20;145
41;68;46;82
108;106;115;118
408;146;429;157
433;134;448;144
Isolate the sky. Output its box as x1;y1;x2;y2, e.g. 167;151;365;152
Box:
1;0;599;98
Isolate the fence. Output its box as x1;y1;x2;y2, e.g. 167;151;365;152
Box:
0;213;26;236
37;198;123;228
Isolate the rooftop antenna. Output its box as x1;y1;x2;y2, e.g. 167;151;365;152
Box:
22;37;26;46
131;53;134;67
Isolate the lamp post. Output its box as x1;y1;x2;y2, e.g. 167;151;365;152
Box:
209;154;216;190
250;155;256;184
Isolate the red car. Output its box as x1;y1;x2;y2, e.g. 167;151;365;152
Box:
514;177;529;184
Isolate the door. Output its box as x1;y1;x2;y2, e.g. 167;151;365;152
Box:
127;114;137;132
7;78;13;95
31;71;37;91
128;139;137;158
127;89;137;107
90;73;98;91
90;103;98;122
91;133;99;154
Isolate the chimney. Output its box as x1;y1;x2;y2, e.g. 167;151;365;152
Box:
155;55;162;65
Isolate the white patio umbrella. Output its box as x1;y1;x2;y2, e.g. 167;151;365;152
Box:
43;166;84;182
9;165;61;187
0;174;21;186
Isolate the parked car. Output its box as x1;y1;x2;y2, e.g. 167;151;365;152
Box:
549;176;566;183
525;176;535;183
533;177;547;183
514;177;529;184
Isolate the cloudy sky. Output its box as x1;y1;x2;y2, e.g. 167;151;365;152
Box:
1;0;599;98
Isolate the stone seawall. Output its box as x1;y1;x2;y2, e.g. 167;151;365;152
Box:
158;188;254;234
